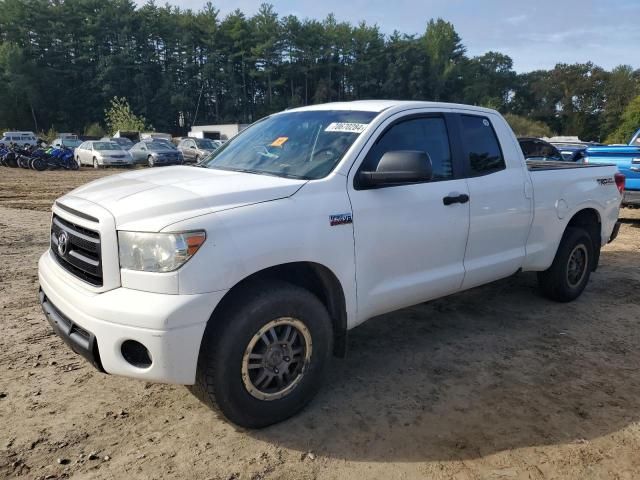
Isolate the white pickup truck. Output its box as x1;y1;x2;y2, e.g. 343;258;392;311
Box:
39;101;623;427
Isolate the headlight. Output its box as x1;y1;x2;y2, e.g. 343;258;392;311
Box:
118;231;206;272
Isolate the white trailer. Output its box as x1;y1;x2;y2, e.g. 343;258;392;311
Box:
188;124;248;141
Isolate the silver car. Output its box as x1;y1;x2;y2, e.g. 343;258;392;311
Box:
129;140;184;167
177;138;220;163
75;141;133;168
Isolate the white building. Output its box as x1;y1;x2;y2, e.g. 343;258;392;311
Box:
188;124;249;141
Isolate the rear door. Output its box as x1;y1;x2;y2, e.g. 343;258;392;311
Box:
454;113;533;289
348;112;471;321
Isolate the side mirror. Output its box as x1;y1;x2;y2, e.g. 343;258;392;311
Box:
358;151;433;188
190;145;196;149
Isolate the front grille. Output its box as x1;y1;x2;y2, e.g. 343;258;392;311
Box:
51;214;103;286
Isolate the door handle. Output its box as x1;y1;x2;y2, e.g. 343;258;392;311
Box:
442;194;470;205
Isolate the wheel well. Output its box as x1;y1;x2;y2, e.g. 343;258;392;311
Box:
566;208;601;270
210;262;348;357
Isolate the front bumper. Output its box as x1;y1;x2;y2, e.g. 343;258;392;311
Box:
622;190;640;207
40;289;104;371
38;250;226;384
154;156;183;165
102;158;132;167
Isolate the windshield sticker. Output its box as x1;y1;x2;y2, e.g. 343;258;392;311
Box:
270;136;289;147
325;122;368;133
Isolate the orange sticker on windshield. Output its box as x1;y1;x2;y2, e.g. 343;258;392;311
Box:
270;136;289;147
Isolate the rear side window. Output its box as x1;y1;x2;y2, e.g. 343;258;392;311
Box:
536;141;561;160
520;140;535;158
460;115;505;175
363;116;453;180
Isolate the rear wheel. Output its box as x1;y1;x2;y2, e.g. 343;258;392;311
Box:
32;157;47;171
190;281;332;428
538;227;594;302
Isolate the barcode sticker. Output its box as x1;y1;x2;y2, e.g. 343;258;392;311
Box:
325;122;368;133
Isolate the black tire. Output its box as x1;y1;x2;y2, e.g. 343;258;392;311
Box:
147;155;155;167
93;158;100;169
76;156;82;168
537;227;594;302
190;281;333;428
32;157;47;171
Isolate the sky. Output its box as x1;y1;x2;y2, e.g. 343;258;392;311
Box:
141;0;640;73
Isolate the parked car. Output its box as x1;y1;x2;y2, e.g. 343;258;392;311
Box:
51;137;82;150
584;128;640;206
39;100;622;429
129;140;183;167
177;138;220;163
101;136;134;150
1;131;38;147
518;137;564;161
550;142;601;162
75;141;133;168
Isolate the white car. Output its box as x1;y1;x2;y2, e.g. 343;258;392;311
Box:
38;101;622;428
75;141;133;168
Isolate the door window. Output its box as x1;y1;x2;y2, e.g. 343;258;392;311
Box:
460;115;505;175
362;117;453;180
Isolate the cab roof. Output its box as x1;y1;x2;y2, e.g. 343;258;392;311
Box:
286;100;498;115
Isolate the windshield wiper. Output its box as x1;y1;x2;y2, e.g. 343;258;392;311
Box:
208;166;310;180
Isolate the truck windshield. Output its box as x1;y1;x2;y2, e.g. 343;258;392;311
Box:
201;110;377;179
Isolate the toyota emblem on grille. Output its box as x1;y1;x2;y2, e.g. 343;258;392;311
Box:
57;231;69;256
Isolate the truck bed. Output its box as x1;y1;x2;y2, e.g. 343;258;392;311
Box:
526;160;614;171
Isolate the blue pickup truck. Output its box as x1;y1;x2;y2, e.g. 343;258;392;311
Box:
585;129;640;207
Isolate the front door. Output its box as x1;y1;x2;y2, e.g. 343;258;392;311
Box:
348;114;470;322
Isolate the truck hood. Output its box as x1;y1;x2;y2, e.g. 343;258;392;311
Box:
61;166;306;231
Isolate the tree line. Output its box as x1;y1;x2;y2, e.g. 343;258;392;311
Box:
1;0;639;142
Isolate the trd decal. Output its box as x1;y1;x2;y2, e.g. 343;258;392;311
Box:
597;177;615;186
330;213;353;226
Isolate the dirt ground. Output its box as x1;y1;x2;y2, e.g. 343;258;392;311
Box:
1;167;639;480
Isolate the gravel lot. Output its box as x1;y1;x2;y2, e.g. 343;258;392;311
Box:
1;167;639;480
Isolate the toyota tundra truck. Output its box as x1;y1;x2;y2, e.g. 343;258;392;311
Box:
38;101;623;428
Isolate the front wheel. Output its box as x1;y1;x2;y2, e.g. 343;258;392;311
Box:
32;158;47;171
190;281;332;428
93;158;100;169
147;155;155;167
538;227;594;302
